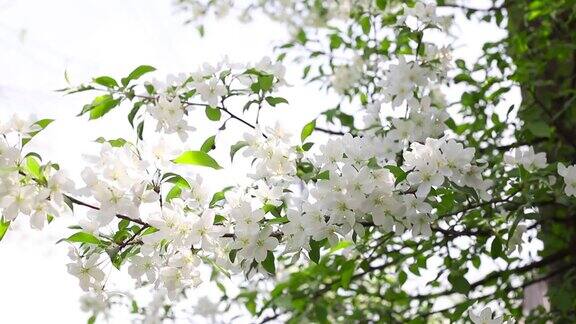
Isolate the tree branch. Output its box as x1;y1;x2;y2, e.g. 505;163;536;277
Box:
414;249;571;300
314;127;346;136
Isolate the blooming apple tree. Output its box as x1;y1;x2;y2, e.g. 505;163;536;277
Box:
2;1;575;323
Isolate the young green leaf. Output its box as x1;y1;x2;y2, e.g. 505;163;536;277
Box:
22;119;55;146
309;239;322;263
360;16;371;34
0;218;10;241
448;272;471;294
200;135;216;153
205;106;222;121
384;165;407;184
340;260;356;288
301;120;316;142
137;121;145;140
95;137;128;147
261;251;276;274
66;232;101;245
173;151;222;169
265;96;289;107
258;74;274;92
491;236;503;259
25;155;43;180
230;141;249;161
86;95;121;120
121;65;156;86
93;76;118;88
166;186;183;201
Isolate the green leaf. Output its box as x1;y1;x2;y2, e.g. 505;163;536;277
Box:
200;135;216;153
263;204;282;218
66;232;101;245
384;165;407;184
454;73;475;84
261;251;276;274
128;102;144;127
309;239;322;263
137;121;144;140
376;0;387;10
267;216;288;225
163;173;191;189
455;59;467;69
329;240;353;253
0;218;10;241
205;106;222;121
316;170;330;180
85;95;121;120
230;141;249;161
121;65;156;86
131;300;139;314
398;270;407;285
166;186;182;201
258;74;274;92
25;155;43;180
448;272;471;294
265;96;289;107
301;120;316;142
409;263;420;276
329;34;343;49
35;118;54;129
95;137;127;147
229;249;238;263
471;255;481;269
340;260;356;288
213;214;227;225
360;16;371;34
172;151;222;169
526;121;552;138
490;236;503;259
302;142;314;151
93;76;118;88
142;227;158;236
22;119;55;146
209;186;233;208
118;219;130;230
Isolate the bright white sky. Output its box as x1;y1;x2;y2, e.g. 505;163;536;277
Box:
0;0;531;323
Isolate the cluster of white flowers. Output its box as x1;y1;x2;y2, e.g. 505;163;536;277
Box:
403;2;439;25
241;125;297;181
557;162;576;197
79;143;159;231
304;130;490;240
331;58;364;95
175;0;375;33
404;137;491;199
146;57;286;141
175;0;232;21
67;249;106;291
390;96;449;142
148;95;194;141
380;56;441;108
0;115;73;230
311;137;406;238
79;291;109;317
129;199;222;298
504;146;548;171
469;305;505;324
